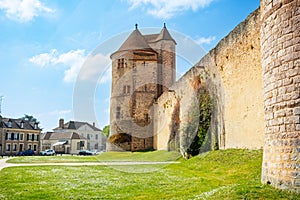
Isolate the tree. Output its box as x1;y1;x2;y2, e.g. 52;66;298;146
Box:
102;125;110;137
20;114;39;124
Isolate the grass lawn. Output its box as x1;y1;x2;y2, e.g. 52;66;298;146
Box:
0;149;299;199
7;150;181;163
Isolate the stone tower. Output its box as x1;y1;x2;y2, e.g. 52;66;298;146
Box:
109;24;176;151
260;0;300;192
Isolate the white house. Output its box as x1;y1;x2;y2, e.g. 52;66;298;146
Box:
52;119;106;151
40;131;87;154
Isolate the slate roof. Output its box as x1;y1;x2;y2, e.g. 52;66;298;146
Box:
144;34;159;43
41;132;52;140
0;117;41;130
41;131;86;140
112;25;176;55
117;29;155;53
53;121;102;132
155;27;176;44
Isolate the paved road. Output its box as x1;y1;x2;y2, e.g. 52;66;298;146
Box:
0;158;179;171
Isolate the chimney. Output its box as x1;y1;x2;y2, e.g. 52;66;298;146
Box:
93;122;95;127
59;118;64;129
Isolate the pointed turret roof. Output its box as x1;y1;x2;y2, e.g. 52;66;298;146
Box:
116;25;155;53
111;24;176;58
155;24;176;44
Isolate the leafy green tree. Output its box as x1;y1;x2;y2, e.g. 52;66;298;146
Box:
102;125;110;137
20;114;39;124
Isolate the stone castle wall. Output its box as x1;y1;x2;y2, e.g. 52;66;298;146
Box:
108;1;299;192
260;0;300;192
155;8;265;151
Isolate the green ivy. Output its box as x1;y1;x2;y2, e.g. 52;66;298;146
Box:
186;87;212;157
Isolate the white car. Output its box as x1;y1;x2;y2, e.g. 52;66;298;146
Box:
39;149;56;156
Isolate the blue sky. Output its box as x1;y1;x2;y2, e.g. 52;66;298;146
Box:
0;0;259;131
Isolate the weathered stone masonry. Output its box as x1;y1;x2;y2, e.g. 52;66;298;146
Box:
108;0;299;193
261;0;300;192
155;8;265;153
109;25;176;151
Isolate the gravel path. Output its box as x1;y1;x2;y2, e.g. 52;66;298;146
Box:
0;158;179;171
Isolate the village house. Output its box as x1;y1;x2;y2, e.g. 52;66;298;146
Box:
41;118;106;152
40;131;87;154
0;116;41;155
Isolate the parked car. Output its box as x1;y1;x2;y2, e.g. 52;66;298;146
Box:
39;149;56;156
18;149;35;156
91;150;100;155
78;150;93;155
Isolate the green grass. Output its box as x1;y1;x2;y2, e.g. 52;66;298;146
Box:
0;149;299;199
96;150;181;161
7;150;181;163
7;155;99;163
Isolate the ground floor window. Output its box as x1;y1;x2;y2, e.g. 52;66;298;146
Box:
19;144;24;152
6;144;11;151
33;144;37;151
77;141;85;150
94;143;98;149
13;144;17;151
28;144;32;150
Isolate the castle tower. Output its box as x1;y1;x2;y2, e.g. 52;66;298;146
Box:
109;24;176;151
260;0;300;192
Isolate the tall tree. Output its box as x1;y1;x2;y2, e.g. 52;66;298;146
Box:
102;125;110;137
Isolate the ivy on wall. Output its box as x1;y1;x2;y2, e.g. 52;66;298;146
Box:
168;98;181;151
182;86;213;158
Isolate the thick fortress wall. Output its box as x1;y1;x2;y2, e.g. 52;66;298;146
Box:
156;8;265;151
260;0;300;192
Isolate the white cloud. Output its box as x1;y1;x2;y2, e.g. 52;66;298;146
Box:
0;0;55;22
78;53;111;84
29;49;58;67
196;36;216;45
30;49;86;83
127;0;214;19
30;49;111;84
50;109;71;116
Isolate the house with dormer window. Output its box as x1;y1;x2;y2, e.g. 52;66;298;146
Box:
0;116;41;156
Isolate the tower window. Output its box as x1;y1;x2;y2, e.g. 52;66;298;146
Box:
133;64;136;72
144;113;149;122
116;107;121;119
123;85;131;94
118;58;125;68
